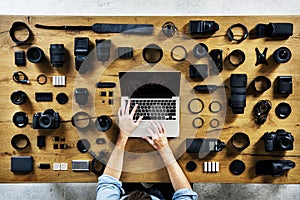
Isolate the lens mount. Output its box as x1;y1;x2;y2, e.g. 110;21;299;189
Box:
39;114;53;129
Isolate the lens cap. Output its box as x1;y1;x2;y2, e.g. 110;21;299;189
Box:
273;47;292;63
77;139;90;153
10;90;28;105
56;92;68;104
275;102;291;119
95;115;112;132
186;161;197;172
13;112;28;128
229;160;245;175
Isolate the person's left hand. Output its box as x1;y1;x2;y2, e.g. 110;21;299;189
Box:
118;100;143;137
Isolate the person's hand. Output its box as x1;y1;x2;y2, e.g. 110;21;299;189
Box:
143;121;169;152
118;100;143;137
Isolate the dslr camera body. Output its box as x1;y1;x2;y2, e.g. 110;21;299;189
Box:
32;109;60;129
262;129;294;152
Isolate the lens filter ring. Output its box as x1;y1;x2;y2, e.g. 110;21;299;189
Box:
71;111;92;131
188;98;204;114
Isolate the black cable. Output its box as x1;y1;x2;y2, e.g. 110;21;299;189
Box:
253;100;272;125
12;71;29;84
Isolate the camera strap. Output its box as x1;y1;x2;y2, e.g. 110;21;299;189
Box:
35;23;154;35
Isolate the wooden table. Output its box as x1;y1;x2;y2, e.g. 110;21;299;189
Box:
0;16;299;183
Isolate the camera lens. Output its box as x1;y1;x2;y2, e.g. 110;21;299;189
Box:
39;114;53;129
273;47;292;63
279;136;292;149
10;90;28;105
13;111;28;127
26;47;45;63
95;115;112;132
50;44;65;67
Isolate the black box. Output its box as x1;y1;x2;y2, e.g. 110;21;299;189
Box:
11;156;33;173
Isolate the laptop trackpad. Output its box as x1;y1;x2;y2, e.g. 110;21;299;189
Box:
129;121;177;137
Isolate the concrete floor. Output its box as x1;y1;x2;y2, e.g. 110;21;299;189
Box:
0;183;299;200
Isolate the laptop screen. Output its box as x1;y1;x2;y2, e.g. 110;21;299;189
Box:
119;72;181;98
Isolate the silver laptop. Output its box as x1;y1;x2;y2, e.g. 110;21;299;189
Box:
119;71;181;137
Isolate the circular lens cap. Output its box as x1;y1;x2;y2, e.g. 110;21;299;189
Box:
56;92;69;104
186;161;197;172
13;112;28;128
275;102;291;119
77;139;90;153
230;160;245;175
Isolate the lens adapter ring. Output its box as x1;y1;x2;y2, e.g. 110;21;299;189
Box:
71;111;92;131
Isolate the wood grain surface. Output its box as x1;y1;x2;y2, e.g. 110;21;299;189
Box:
0;16;299;183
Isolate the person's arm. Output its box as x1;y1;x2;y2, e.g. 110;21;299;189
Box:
104;101;143;180
103;130;128;180
96;102;142;200
143;121;191;191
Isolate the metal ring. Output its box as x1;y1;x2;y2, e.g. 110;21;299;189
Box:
228;49;245;67
188;98;204;114
71;112;92;131
192;117;204;129
226;23;248;43
209;101;222;113
209;118;220;128
11;134;30;150
171;45;187;61
9;21;33;46
37;74;47;85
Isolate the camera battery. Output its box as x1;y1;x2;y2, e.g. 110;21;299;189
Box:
72;160;90;171
276;76;292;95
15;51;26;66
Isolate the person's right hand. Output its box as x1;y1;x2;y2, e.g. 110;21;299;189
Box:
143;121;169;152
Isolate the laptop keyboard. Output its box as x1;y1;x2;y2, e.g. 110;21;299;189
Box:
128;99;177;120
